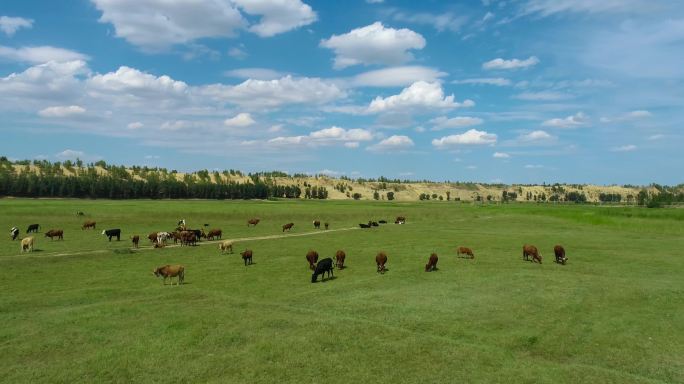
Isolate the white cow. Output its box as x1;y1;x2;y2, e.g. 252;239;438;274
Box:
157;231;171;245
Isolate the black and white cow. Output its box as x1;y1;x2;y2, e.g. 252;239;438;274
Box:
10;227;19;240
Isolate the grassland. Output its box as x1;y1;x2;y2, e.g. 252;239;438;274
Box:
0;199;682;383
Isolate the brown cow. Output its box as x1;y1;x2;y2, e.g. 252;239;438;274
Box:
45;229;64;240
554;245;567;265
247;218;260;227
335;250;346;269
324;222;329;230
306;250;319;270
376;251;388;274
395;216;406;224
153;265;185;285
241;249;253;266
282;222;294;232
170;231;181;244
131;235;140;248
82;221;96;230
425;253;439;272
313;220;321;229
457;247;474;259
523;244;542;264
206;229;222;241
148;232;158;243
180;231;197;246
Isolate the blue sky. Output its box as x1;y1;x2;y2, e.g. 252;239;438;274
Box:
0;0;682;185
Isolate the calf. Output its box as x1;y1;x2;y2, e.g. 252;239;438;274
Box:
313;220;321;229
241;249;253;266
45;229;64;240
282;222;294;232
206;229;222;241
131;235;140;248
102;229;121;241
457;247;474;259
376;252;388;274
554;245;567;265
21;236;34;253
247;218;260;227
335;250;346;269
82;221;96;230
26;224;40;233
306;250;319;270
10;227;19;241
425;253;439;272
311;258;334;283
153;265;185;285
219;240;234;254
523;244;542;264
324;222;329;230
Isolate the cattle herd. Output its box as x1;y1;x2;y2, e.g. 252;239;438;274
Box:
8;214;570;285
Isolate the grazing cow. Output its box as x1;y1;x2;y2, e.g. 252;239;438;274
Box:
21;236;34;253
26;224;40;233
147;232;159;243
10;227;19;241
180;231;197;246
311;258;334;283
131;235;140;248
153;265;185;286
371;221;379;227
335;250;346;269
102;229;121;241
324;222;329;230
76;211;85;216
395;216;406;224
379;220;387;224
241;249;253;266
376;252;388;274
359;223;371;229
181;229;202;241
219;240;234;254
313;220;321;229
45;229;64;240
247;218;260;227
554;245;567;265
156;231;170;245
282;223;295;232
523;244;542;264
457;247;474;259
206;229;222;241
82;221;96;230
306;250;319;270
170;231;181;244
425;253;439;272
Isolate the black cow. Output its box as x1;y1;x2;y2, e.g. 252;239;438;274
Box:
10;227;19;240
26;224;40;233
102;229;121;241
359;223;371;229
378;220;387;224
371;221;379;227
311;258;334;283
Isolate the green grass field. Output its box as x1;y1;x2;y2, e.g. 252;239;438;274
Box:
1;199;682;383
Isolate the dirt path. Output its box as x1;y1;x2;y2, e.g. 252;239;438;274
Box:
3;226;361;260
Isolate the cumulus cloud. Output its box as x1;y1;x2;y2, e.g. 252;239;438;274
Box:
453;78;511;86
541;112;589;128
0;16;34;36
233;0;317;37
483;56;539;70
320;22;425;69
518;130;555;143
0;61;89;108
268;126;374;148
367;81;474;114
351;66;447;87
430;116;483;130
38;105;86;117
611;144;637;152
0;45;89;64
224;68;286;80
493;152;510;158
432;129;497;148
224;112;255;127
367;135;415;152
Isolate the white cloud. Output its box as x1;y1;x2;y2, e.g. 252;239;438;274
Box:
453;77;511;86
493;152;510;158
524;164;544;169
127;121;144;130
600;110;652;123
38;105;86;117
351;66;447;87
367;135;415;152
233;0;317;37
541;111;589;128
520;0;652;17
268;126;374;148
518;130;554;143
224;112;255;127
0;61;89;108
56;149;85;160
466;165;477;170
514;91;571;101
366;0;384;3
320;22;426;69
483;56;539;70
144;155;160;159
228;46;248;59
160;120;196;131
0;45;89;64
0;16;34;36
200;75;345;109
432;129;497;148
648;134;665;141
627;110;652;118
611;144;637;152
430;116;483;130
389;11;467;33
224;68;286;80
367;81;474;113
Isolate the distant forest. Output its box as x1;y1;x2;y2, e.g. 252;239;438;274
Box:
0;158;327;200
